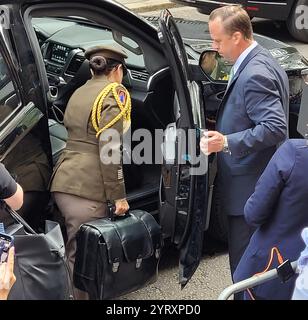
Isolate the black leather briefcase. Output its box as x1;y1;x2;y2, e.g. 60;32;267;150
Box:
73;209;163;300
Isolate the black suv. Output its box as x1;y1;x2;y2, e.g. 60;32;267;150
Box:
171;0;308;43
0;0;307;287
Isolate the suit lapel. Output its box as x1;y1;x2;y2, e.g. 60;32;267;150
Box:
217;45;264;118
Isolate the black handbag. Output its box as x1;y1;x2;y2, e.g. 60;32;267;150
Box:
3;206;71;300
73;209;163;300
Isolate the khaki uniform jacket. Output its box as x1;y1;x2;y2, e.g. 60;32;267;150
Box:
50;76;126;202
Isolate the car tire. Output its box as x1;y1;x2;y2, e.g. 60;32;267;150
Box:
207;183;228;244
287;0;308;43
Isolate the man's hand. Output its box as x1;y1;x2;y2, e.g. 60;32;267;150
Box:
114;198;129;216
200;130;224;156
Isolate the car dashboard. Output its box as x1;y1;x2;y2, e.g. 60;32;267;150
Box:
33;18;150;93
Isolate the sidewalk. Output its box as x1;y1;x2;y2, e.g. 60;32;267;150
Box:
117;0;182;13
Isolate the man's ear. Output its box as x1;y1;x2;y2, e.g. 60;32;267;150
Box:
233;31;242;45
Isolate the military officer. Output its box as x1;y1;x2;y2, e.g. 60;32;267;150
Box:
50;44;131;299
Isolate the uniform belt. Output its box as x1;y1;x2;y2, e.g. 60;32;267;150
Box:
65;140;98;154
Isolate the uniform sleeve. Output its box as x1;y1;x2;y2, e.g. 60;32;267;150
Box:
244;140;295;227
0;163;17;199
227;73;288;158
98;88;126;202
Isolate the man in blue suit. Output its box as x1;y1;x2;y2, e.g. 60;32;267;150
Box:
200;5;289;280
233;139;308;299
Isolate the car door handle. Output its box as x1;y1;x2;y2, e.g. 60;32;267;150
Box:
216;91;225;100
159;174;165;206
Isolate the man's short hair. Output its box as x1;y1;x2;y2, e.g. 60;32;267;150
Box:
209;5;253;40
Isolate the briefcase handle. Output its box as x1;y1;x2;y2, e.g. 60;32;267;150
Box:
2;202;37;235
107;202;129;222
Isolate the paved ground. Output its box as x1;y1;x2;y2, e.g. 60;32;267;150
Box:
118;0;179;13
119;243;232;300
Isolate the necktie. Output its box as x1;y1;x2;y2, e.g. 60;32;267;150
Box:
227;66;235;88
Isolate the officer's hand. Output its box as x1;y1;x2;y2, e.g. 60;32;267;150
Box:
114;198;129;216
200;130;224;155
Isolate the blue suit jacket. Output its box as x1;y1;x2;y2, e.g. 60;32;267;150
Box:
216;44;289;216
234;139;308;299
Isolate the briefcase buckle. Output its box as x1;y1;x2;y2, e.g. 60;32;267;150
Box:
112;261;120;273
136;258;142;269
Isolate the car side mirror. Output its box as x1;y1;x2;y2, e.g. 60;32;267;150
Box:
199;50;232;82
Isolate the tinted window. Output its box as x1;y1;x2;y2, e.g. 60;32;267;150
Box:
0;53;20;123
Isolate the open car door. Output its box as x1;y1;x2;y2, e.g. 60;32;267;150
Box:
0;7;44;162
158;10;209;286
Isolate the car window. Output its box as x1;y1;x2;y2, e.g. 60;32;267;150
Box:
0;53;20;124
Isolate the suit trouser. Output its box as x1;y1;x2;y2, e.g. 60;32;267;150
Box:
227;215;255;280
53;192;107;300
